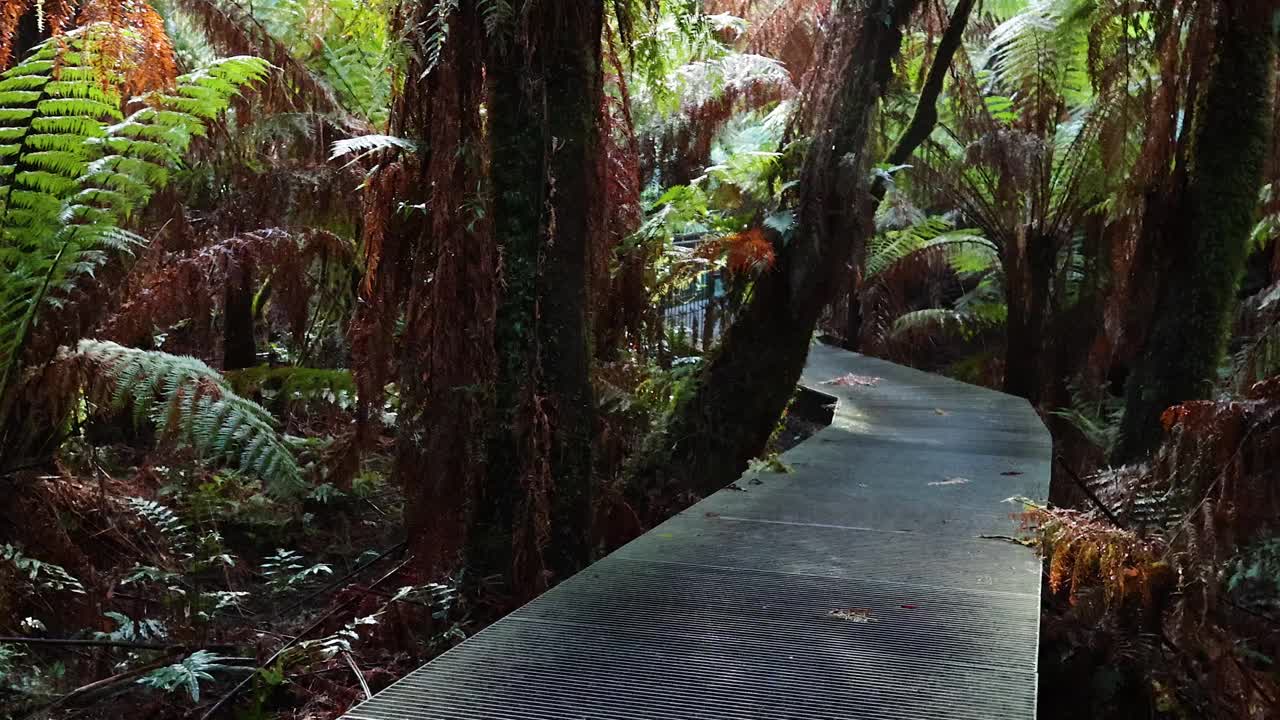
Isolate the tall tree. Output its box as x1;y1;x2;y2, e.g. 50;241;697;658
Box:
392;0;497;579
1114;0;1277;461
471;1;604;596
629;0;925;512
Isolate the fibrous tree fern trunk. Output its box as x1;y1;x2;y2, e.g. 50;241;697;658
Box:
472;1;603;598
1114;0;1276;462
628;0;920;515
1004;232;1056;402
394;0;497;580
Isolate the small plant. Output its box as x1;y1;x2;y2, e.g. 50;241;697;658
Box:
96;612;166;643
136;651;240;702
1;544;85;595
260;549;332;594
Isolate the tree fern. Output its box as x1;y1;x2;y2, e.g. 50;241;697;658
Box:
77;340;304;496
0;24;268;411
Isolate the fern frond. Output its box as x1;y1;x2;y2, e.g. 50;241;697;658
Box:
0;29;266;415
329;133;416;163
77;340;305;496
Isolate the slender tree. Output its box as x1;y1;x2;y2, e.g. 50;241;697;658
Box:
1114;0;1276;461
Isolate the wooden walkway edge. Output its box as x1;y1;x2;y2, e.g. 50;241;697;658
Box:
343;344;1051;719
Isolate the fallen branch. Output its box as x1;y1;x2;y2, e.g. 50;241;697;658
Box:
20;654;179;720
1053;455;1125;528
0;637;239;653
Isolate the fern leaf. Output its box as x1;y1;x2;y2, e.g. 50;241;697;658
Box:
76;340;304;495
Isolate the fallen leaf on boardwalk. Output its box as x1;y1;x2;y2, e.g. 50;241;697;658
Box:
900;605;918;610
829;608;874;623
748;478;764;486
823;373;880;387
704;511;720;518
928;477;970;486
1000;470;1024;476
726;483;746;492
934;408;948;415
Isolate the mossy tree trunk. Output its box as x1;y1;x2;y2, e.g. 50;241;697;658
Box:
1114;0;1276;462
470;1;603;598
628;0;921;516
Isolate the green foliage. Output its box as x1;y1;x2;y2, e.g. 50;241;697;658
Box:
79;341;304;495
329;133;417;164
96;611;168;643
1048;380;1124;455
1227;537;1280;616
0;26;268;409
260;548;332;594
223;366;356;410
136;650;240;702
1;544;85;595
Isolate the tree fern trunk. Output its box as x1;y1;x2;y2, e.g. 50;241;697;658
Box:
1114;0;1276;462
470;1;603;598
222;264;256;370
628;0;919;516
396;0;496;581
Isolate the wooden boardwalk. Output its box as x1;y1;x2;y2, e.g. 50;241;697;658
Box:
343;344;1050;719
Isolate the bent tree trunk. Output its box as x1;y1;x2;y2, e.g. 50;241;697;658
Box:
629;0;921;516
1114;0;1276;462
470;1;603;597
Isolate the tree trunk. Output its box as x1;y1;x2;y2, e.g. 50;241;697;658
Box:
628;0;921;516
470;2;603;597
841;0;975;350
1002;234;1055;402
222;263;256;370
1114;0;1275;462
396;0;496;580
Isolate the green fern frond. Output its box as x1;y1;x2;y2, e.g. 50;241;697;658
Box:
0;26;267;415
77;340;304;496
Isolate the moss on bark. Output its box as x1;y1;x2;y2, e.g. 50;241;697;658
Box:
1115;0;1276;462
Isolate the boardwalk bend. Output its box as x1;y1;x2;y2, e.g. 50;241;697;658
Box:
343;344;1051;719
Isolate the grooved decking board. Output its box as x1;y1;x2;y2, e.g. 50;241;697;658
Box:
343;344;1050;719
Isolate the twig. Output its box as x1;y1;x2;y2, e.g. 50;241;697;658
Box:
977;534;1034;546
348;584;436;609
199;557;411;720
342;651;372;700
0;637;239;653
1054;455;1124;527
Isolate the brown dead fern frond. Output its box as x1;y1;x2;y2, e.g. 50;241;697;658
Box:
176;0;367;133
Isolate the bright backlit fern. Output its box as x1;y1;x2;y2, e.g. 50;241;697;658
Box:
77;340;304;496
0;24;269;403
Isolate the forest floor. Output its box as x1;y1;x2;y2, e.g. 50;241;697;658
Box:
2;382;831;720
